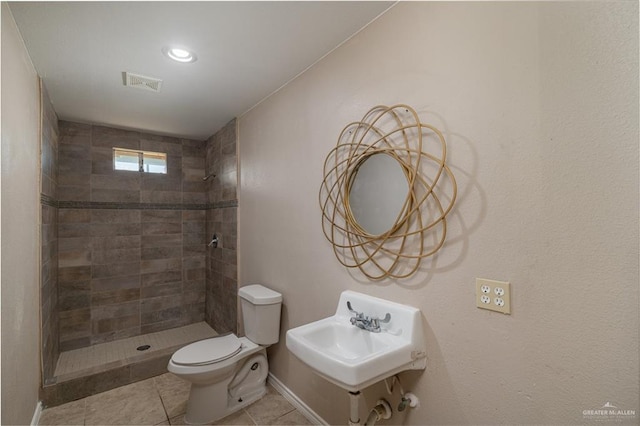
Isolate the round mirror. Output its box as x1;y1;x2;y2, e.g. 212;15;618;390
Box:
347;153;409;236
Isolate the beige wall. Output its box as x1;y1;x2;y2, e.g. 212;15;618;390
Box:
238;2;638;425
1;2;43;424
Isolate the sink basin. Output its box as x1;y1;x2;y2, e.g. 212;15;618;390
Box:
286;291;426;392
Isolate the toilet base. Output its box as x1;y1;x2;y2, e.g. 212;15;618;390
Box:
226;383;267;419
183;381;267;425
179;343;269;425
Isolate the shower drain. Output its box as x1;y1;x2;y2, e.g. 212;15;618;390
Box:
136;344;151;351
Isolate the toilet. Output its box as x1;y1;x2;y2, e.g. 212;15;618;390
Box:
168;284;282;424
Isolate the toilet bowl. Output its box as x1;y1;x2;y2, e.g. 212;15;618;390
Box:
167;284;282;424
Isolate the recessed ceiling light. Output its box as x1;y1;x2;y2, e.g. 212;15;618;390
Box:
162;47;197;63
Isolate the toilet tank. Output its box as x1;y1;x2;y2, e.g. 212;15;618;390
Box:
238;284;282;345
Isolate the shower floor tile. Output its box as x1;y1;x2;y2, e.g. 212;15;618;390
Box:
39;373;314;426
55;322;217;378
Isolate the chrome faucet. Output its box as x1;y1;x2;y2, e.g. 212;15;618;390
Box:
346;301;391;333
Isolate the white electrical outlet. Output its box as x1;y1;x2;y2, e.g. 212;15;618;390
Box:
476;278;511;314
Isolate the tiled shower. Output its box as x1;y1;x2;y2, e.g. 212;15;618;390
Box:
39;87;238;405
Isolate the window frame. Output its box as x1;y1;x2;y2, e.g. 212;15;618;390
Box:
113;147;167;174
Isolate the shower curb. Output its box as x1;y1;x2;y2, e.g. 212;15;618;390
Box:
39;349;174;408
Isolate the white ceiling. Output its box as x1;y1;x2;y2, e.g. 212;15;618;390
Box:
8;1;394;140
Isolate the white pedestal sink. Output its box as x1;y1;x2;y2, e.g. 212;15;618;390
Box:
286;291;426;392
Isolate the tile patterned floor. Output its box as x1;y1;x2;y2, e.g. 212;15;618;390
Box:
39;373;314;426
56;323;217;377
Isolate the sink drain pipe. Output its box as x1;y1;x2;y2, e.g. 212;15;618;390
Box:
348;392;392;426
364;400;392;425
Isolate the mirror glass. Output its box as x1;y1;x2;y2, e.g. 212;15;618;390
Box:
348;153;409;236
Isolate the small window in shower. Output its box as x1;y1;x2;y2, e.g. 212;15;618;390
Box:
113;148;167;174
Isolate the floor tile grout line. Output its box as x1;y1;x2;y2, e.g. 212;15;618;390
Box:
82;397;87;426
243;408;259;426
275;405;298;421
153;376;172;425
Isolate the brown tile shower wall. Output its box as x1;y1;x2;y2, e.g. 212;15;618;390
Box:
41;85;59;200
205;119;238;333
56;121;207;351
41;83;59;383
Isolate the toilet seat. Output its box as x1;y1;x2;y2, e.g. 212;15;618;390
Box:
171;334;242;366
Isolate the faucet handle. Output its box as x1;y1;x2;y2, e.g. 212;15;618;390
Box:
346;301;361;317
370;313;391;329
347;301;366;328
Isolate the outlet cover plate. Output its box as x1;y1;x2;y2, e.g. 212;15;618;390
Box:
476;278;511;314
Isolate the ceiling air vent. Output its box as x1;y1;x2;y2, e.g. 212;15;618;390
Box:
123;72;163;93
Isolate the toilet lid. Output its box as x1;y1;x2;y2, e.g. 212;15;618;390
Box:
172;334;242;366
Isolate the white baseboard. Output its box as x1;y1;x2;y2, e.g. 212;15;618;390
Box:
267;373;328;426
31;401;43;426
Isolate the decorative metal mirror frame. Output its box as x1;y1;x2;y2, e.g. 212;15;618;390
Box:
319;104;457;280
